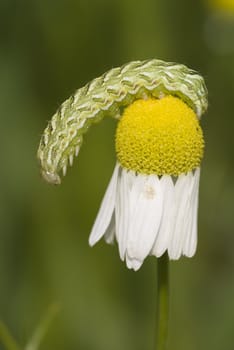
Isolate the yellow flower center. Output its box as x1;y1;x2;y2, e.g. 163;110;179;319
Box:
115;95;204;176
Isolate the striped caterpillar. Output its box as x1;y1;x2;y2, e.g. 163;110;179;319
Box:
37;59;208;184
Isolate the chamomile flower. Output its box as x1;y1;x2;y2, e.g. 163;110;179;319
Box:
37;59;207;271
89;96;204;270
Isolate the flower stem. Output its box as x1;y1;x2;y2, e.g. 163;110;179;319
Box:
156;254;169;350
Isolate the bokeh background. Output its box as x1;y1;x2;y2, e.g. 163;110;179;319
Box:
1;0;234;349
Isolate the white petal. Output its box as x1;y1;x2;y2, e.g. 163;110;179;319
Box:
168;172;194;260
126;252;143;271
114;167;121;244
126;170;136;190
89;163;119;246
115;168;131;260
104;214;115;244
183;168;200;257
151;175;175;257
126;174;163;267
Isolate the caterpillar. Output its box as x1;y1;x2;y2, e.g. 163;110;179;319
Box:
37;59;208;185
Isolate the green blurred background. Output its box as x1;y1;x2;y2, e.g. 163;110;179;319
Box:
1;0;234;349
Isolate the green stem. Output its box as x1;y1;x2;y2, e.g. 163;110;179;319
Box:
0;320;21;350
25;303;60;350
156;254;169;350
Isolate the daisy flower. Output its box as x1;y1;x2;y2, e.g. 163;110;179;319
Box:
37;59;208;271
89;96;204;270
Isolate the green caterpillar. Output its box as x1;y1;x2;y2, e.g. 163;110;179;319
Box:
37;59;208;185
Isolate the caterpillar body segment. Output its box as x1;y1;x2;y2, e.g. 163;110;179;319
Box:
37;59;208;184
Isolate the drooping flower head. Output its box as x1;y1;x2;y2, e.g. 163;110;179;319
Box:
38;59;208;270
